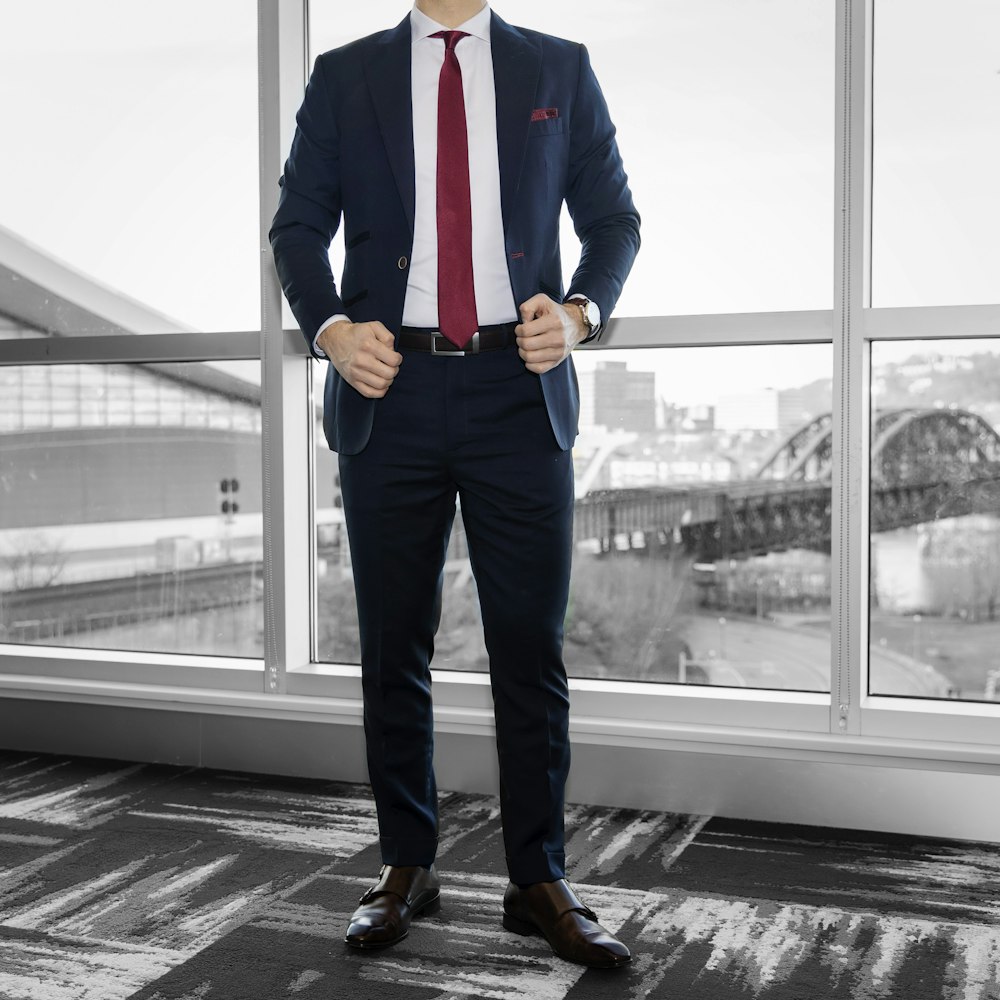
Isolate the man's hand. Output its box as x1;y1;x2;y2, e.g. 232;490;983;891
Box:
317;320;402;398
515;294;588;375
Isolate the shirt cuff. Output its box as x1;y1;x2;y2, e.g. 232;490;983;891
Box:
313;314;351;359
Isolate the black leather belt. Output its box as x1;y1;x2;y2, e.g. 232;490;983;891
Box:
398;322;517;355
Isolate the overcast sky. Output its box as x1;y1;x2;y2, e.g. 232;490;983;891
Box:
1;1;997;403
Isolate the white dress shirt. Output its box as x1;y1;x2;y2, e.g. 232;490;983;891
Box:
405;2;516;328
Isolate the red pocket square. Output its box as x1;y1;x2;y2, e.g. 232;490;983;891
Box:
530;107;559;122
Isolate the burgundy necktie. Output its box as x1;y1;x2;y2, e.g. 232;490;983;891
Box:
431;30;478;349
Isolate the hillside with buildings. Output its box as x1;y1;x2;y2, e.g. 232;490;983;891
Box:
575;360;833;491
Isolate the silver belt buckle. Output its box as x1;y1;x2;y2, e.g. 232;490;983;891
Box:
431;331;479;356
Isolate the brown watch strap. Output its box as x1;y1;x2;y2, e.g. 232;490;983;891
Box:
566;297;593;334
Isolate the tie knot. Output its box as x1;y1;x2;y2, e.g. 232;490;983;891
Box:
431;30;469;52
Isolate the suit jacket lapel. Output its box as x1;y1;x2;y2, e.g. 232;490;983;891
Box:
490;12;541;230
364;16;416;235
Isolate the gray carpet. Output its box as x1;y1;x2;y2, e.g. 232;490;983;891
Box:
1;750;999;999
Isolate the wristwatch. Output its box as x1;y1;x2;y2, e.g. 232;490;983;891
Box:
565;296;601;340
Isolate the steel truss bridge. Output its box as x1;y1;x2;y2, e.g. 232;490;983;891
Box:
574;408;1000;561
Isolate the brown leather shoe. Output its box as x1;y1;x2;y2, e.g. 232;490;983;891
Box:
344;864;441;950
502;879;631;968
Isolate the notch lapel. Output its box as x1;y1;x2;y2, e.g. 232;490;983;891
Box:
364;16;416;234
490;13;541;229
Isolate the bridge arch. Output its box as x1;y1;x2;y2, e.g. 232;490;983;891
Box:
756;413;833;481
755;408;1000;486
871;408;1000;487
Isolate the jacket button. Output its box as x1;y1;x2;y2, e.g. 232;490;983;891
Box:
397;256;408;270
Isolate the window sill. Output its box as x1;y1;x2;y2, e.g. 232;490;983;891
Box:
2;666;999;772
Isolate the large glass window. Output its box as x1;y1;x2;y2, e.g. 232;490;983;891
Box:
569;344;834;689
0;362;264;658
0;1;260;336
871;0;1000;307
314;343;837;692
869;339;1000;702
0;0;997;772
308;0;835;317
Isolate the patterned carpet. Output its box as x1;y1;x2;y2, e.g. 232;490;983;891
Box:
1;749;999;1000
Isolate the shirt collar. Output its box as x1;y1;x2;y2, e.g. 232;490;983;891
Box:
410;2;491;44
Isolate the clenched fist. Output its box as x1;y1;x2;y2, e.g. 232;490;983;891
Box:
317;320;402;399
514;294;589;375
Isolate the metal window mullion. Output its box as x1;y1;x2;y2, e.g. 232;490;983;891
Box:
865;303;1000;340
258;0;310;696
0;332;260;366
830;0;872;737
593;310;835;349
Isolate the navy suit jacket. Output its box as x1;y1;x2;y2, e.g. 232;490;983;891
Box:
269;11;640;455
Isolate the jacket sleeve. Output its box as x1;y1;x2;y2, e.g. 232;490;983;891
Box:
564;44;641;343
268;54;345;359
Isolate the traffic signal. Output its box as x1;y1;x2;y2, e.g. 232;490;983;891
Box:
220;478;239;515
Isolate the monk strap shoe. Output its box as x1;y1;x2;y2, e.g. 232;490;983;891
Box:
502;878;631;969
344;864;441;950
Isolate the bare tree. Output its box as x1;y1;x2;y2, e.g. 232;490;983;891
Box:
1;532;68;591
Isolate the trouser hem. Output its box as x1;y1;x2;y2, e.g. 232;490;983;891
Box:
505;851;566;886
380;836;439;868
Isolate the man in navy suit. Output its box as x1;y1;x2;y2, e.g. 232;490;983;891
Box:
270;0;638;968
